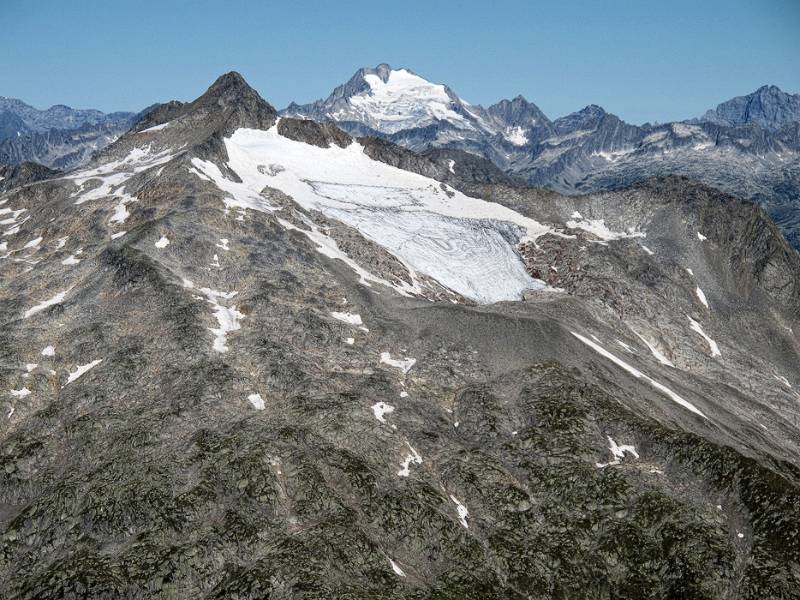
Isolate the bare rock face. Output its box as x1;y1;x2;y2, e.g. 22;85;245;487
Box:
1;73;800;598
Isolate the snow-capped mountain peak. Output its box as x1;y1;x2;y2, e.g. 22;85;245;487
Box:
285;63;481;135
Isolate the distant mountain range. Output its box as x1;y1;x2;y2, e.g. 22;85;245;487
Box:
0;97;136;170
286;65;800;246
3;68;800;245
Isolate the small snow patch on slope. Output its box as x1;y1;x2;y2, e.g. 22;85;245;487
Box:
372;401;395;423
380;352;416;373
64;359;102;386
155;236;170;249
572;331;706;419
450;495;469;529
633;331;674;367
688;317;721;357
397;441;422;477
248;393;265;410
183;279;244;352
388;559;406;578
697;232;708;241
566;216;645;241
695;286;709;309
41;345;55;356
596;436;639;468
10;388;31;398
24;290;68;319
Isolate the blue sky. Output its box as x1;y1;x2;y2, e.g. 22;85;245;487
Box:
2;0;798;124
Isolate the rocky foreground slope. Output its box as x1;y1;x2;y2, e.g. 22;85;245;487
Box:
1;73;800;599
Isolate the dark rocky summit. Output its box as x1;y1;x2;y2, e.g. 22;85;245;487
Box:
1;72;799;598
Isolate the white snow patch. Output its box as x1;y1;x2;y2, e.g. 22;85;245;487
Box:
688;317;721;357
140;122;169;133
697;232;708;241
56;236;69;248
773;374;792;388
633;331;674;367
10;387;31;398
183;280;244;352
25;363;37;373
400;390;409;398
41;345;55;356
572;331;707;419
686;267;694;276
111;231;126;239
380;352;416;374
61;252;81;265
248;393;265;410
565;217;645;241
447;159;455;174
616;340;634;353
23;236;43;249
24;290;68;318
504;126;528;146
64;359;102;386
450;495;469;529
216;238;230;251
641;245;654;255
596;436;639;468
389;559;406;577
371;401;395;423
330;312;364;326
397;441;422;477
155;236;170;249
695;286;709;309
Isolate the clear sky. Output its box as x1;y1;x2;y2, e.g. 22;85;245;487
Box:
2;0;799;124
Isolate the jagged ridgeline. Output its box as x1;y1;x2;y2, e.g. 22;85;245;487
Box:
1;73;799;598
287;65;800;250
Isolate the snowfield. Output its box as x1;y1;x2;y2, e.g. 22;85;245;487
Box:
193;125;552;303
340;68;470;134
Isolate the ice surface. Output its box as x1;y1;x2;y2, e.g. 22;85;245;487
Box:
210;126;549;303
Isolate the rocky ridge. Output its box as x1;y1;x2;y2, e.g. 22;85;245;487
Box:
0;73;799;598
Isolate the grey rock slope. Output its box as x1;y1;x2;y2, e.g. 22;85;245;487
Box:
700;85;800;130
0;96;136;170
1;73;800;598
288;68;800;249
